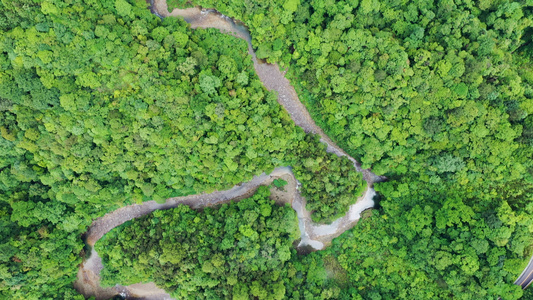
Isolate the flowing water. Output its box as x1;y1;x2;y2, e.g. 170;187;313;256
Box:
75;167;375;299
74;2;381;299
150;0;385;184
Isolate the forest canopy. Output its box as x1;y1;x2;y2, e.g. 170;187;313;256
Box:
98;180;533;299
0;0;364;298
0;0;532;298
96;186;301;299
161;0;533;298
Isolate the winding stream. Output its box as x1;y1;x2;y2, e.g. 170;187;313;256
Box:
75;167;375;299
74;1;381;299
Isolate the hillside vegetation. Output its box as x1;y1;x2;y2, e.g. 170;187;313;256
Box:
0;0;365;298
158;0;533;298
0;0;531;298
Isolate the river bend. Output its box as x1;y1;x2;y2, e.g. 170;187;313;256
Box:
74;2;380;299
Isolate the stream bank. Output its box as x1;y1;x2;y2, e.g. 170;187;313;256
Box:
74;167;375;299
74;2;381;299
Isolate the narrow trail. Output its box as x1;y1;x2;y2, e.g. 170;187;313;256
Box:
74;2;381;299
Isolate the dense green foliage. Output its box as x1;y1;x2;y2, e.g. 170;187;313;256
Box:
524;286;533;298
317;184;533;299
165;0;193;11
97;186;300;299
291;135;367;223
0;0;363;215
190;0;533;183
0;0;532;298
98;185;350;299
0;0;365;298
163;0;533;298
99;181;532;299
